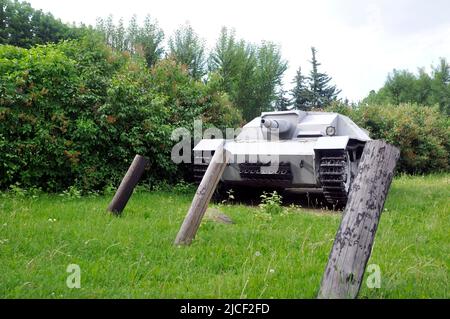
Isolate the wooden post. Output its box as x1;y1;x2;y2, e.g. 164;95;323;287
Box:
174;142;229;245
107;154;149;215
318;140;400;299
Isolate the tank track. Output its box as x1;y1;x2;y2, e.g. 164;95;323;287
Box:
319;150;349;207
193;155;229;202
193;164;208;184
195;150;354;207
192;154;212;185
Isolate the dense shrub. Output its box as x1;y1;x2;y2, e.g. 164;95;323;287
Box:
0;36;242;192
328;103;449;174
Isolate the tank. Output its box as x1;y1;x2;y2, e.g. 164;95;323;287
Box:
193;110;371;207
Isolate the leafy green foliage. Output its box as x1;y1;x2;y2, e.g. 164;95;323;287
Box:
308;47;341;108
168;23;206;80
291;47;340;110
0;36;241;192
327;103;449;174
208;28;288;121
96;14;165;68
0;0;86;48
291;66;310;110
59;185;82;200
259;191;283;215
274;89;292;111
363;58;450;115
251;42;288;117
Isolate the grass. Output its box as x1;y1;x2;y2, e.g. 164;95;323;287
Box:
0;174;448;298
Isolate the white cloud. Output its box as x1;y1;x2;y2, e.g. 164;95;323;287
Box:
26;0;450;101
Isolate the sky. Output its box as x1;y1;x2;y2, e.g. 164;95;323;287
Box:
26;0;450;102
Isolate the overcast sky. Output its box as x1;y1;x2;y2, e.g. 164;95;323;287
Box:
26;0;450;102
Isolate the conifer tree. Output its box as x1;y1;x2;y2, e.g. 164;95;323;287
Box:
308;47;341;108
291;66;311;110
275;89;292;111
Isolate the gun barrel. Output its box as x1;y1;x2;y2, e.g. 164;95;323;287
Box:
261;118;291;133
261;118;277;129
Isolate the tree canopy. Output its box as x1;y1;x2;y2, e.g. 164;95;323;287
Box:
291;47;341;110
363;58;450;115
95;14;165;68
308;47;341;108
208;27;287;121
168;23;206;80
291;66;310;110
0;0;85;47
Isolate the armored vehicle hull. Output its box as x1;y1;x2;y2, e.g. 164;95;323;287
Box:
193;110;370;207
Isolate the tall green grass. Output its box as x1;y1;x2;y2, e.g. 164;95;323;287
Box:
0;174;448;298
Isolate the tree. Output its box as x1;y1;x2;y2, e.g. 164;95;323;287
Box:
208;27;243;93
251;42;288;117
0;0;84;48
126;14;139;52
415;68;433;105
430;58;450;114
168;23;205;79
308;47;341;108
113;18;126;51
275;89;292;111
232;43;258;121
208;27;257;120
140;15;165;67
3;0;33;47
95;14;164;68
291;66;311;110
362;58;450;115
362;70;416;105
0;1;6;43
290;47;341;110
385;69;417;104
208;29;288;121
97;15;116;48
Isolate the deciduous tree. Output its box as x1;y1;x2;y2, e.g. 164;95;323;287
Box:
169;23;205;79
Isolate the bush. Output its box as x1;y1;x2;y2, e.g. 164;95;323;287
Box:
328;103;449;174
0;36;242;192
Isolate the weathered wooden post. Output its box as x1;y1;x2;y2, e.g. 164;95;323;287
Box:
174;142;229;245
107;154;149;215
318;140;400;299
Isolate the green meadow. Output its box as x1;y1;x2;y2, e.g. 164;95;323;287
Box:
0;174;448;298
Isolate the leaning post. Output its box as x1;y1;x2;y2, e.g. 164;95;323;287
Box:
174;141;229;245
107;154;149;215
318;140;400;299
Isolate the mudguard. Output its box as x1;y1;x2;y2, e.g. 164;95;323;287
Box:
193;139;225;151
314;136;350;150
